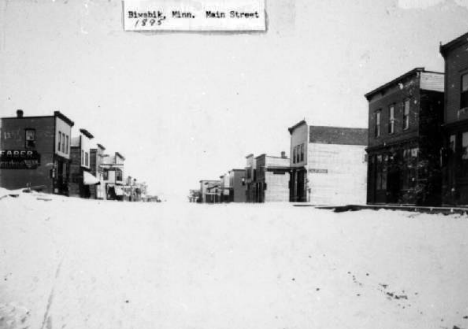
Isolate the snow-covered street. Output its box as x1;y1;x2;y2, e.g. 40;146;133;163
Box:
1;189;468;329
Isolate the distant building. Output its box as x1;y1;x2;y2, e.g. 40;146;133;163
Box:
288;120;368;205
365;68;444;205
101;152;125;200
228;169;247;203
90;143;106;199
219;172;231;202
253;152;290;202
199;179;221;203
0;110;74;195
440;32;468;205
69;129;99;198
244;154;257;202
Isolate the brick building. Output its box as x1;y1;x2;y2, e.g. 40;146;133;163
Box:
253;153;290;202
289;120;368;205
0;110;74;195
440;32;468;205
365;68;444;205
69;129;99;198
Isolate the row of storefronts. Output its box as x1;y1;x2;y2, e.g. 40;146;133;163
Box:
196;31;468;207
366;31;468;207
0;110;151;201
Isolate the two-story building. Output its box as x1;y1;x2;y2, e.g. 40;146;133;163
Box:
365;68;444;205
101;152;125;200
228;169;247;203
90;143;106;199
440;32;468;205
0;110;74;195
289;120;368;205
244;154;257;202
253;152;290;202
69;128;99;198
199;179;221;203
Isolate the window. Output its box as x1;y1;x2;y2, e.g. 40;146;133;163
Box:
61;134;65;153
462;73;468;109
403;99;410;130
81;150;84;166
58;132;62;152
375;110;381;137
388;105;395;134
293;147;296;164
85;152;89;167
301;144;305;162
25;129;36;148
65;135;69;154
116;169;123;181
103;170;109;180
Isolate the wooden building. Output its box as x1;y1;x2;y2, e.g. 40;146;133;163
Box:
365;68;444;205
0;110;74;195
253;153;290;202
289;120;368;205
440;32;468;205
228;169;247;203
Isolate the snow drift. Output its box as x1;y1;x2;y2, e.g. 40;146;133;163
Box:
1;187;468;329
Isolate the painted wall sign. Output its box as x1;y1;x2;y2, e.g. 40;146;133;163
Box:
309;168;328;174
123;0;266;32
0;150;41;169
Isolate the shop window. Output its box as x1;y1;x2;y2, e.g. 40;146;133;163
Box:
25;129;36;148
403;99;410;130
388;105;395;134
375;110;381;137
462;73;468;109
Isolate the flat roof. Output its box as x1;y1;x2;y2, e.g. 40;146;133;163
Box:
364;67;443;99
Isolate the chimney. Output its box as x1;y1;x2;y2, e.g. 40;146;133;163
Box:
16;109;24;118
281;151;286;158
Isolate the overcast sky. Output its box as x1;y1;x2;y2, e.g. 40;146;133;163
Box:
1;0;468;199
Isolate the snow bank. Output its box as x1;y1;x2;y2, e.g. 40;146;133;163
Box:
1;192;468;329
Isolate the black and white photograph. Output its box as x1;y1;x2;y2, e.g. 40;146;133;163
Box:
1;0;468;328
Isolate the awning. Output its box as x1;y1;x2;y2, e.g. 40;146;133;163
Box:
83;171;100;185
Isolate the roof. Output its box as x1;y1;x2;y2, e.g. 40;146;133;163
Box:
365;68;436;100
288;120;307;134
97;144;106;150
54;111;75;127
79;128;94;139
115;152;125;160
309;126;368;146
440;31;468;58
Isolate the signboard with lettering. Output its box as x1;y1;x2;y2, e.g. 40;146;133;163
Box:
0;150;41;169
308;168;328;174
123;0;266;32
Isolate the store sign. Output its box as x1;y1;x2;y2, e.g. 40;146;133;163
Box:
123;0;266;32
309;168;328;174
0;150;41;169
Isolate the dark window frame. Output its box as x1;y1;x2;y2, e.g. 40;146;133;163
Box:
25;128;36;149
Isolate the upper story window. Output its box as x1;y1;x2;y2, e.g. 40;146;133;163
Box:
300;144;304;162
65;135;69;154
293;146;297;164
388;105;395;134
462;73;468;110
25;129;36;148
403;99;410;130
375;110;381;137
85;152;89;167
58;132;62;152
81;150;84;166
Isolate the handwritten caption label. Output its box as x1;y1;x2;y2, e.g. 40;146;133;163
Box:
123;0;266;31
